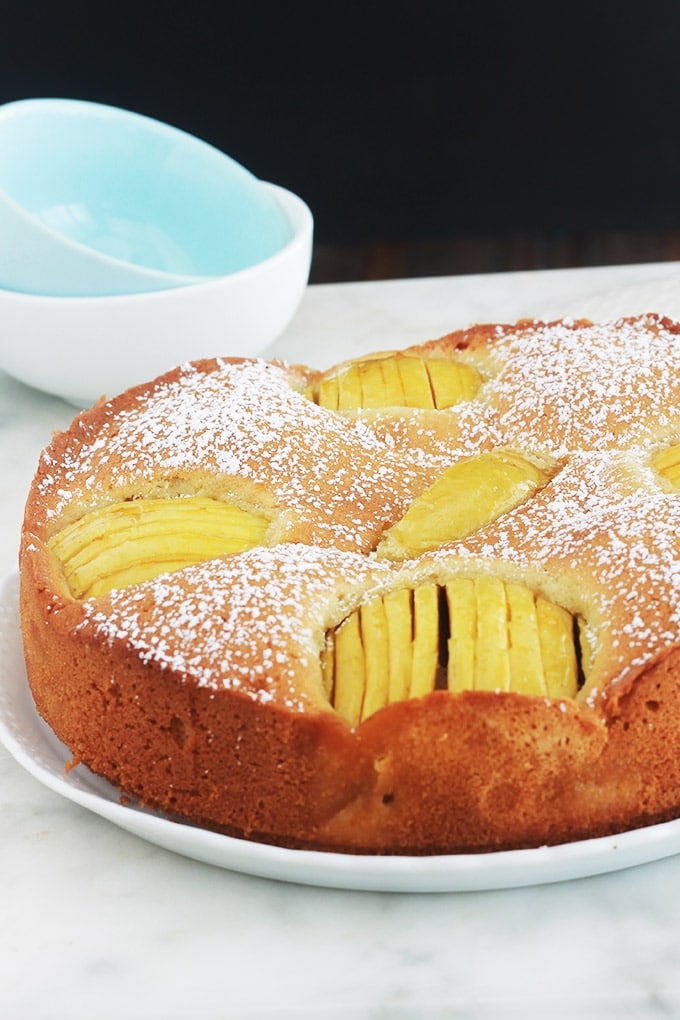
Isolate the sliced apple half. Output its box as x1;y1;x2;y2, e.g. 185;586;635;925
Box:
308;353;483;411
322;576;581;724
48;496;272;599
378;449;556;560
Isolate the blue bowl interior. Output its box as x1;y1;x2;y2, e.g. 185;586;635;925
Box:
0;99;293;276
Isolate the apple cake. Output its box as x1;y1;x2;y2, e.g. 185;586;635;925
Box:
18;313;680;853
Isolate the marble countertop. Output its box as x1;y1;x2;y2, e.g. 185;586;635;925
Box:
3;262;680;1019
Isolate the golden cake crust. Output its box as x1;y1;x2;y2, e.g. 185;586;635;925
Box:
18;314;680;853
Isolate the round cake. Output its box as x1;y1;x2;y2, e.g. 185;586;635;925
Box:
18;313;680;854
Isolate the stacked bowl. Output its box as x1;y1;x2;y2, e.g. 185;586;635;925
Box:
0;98;313;405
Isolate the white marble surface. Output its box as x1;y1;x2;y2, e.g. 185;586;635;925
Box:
4;262;680;1018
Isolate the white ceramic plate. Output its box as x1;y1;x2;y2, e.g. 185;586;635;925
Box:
3;571;680;892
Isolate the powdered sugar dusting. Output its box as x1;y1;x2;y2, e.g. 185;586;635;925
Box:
27;315;680;706
479;316;680;452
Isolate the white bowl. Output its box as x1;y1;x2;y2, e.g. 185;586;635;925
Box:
0;183;312;405
0;98;293;296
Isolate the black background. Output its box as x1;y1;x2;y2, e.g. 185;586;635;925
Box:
2;1;680;246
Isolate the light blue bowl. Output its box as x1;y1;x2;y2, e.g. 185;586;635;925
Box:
0;98;294;296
